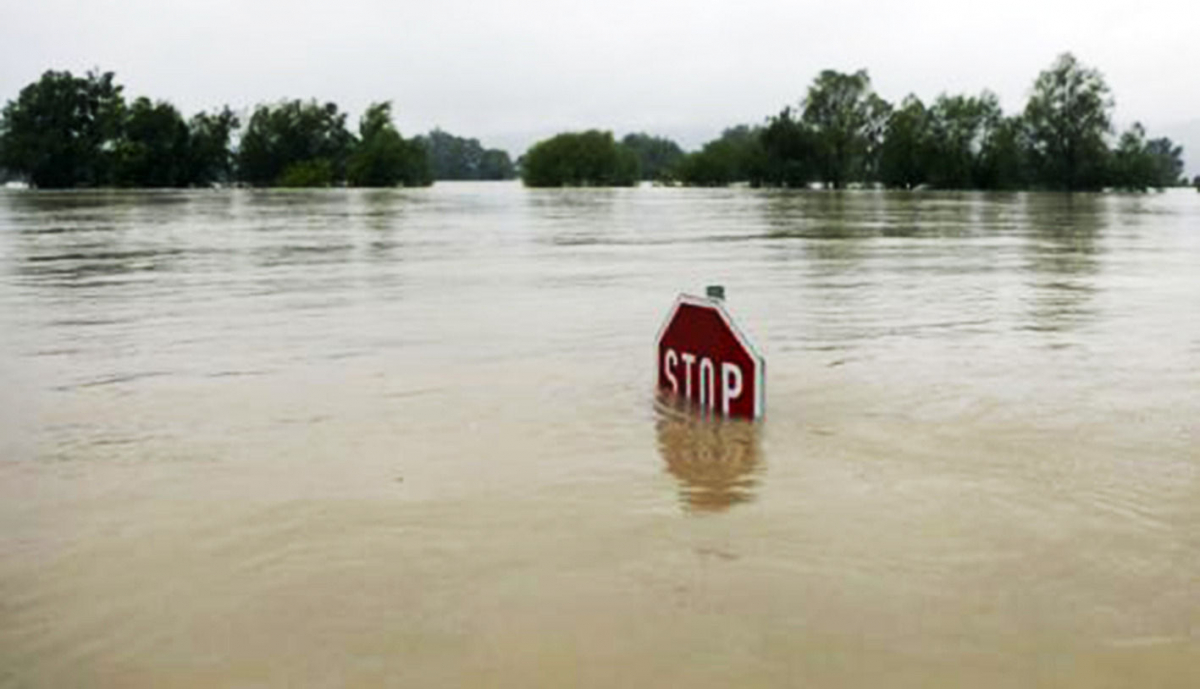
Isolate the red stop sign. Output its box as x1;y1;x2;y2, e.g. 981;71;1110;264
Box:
656;294;765;420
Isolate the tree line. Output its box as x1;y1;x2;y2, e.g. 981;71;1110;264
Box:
1;55;1188;191
0;70;516;188
523;53;1187;191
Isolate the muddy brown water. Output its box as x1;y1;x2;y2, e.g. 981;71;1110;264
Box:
1;184;1197;687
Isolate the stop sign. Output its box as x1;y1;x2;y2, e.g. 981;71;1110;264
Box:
656;294;765;420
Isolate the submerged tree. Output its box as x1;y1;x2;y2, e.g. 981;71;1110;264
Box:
1143;137;1185;188
878;95;932;190
414;129;514;180
237;100;354;187
925;92;1003;189
1110;123;1184;191
801;69;891;188
758;108;818;187
975;115;1028;190
0;69;125;188
521;130;639;187
112;97;240;187
1024;53;1113;191
621;132;685;182
346;102;431;187
880;93;1029;191
1;56;1187;193
751;70;892;189
477;148;516;180
675;125;765;186
1110;123;1155;191
113;97;191;187
186;107;239;186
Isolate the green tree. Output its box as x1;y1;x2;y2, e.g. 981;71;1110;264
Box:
417;129;476;179
520;130;639;187
1024;53;1113;191
801;69;891;188
414;129;514;180
878;95;932;189
675;125;766;186
976;115;1028;190
477;148;515;180
1143;137;1184;188
346;102;431;187
1110;123;1155;191
0;69;125;188
186;106;239;186
237;99;354;187
925;92;1002;189
1110;123;1184;191
113;97;190;187
621;132;685;182
757;110;817;187
277;159;334;187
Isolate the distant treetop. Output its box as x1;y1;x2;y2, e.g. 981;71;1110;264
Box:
414;129;515;181
520;130;639;187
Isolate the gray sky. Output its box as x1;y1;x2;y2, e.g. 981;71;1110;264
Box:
2;0;1198;160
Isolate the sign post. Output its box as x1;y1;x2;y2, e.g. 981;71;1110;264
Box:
655;289;765;420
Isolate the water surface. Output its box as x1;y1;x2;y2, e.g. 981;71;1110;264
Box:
1;184;1197;687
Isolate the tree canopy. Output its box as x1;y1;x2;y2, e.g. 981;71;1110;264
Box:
674;125;765;186
621;133;685;182
346;102;431;187
1024;53;1113;191
414;129;515;180
925;92;1000;189
236;100;354;187
0;70;241;188
520;130;639;187
878;96;931;190
800;69;891;188
676;53;1183;192
1109;123;1185;191
186;107;240;186
113;97;191;187
1;57;1188;192
0;69;125;188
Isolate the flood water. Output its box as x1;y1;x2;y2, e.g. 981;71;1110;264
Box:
1;184;1197;687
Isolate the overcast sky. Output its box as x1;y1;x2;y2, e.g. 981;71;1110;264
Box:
2;0;1197;156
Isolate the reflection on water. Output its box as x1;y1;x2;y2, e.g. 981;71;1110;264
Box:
527;188;622;247
361;190;410;264
655;395;763;513
763;189;872;242
1024;194;1106;333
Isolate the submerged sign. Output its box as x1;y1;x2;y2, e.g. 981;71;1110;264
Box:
656;293;765;420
